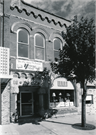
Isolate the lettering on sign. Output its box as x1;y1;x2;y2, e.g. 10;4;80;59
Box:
57;81;67;87
16;59;43;71
24;64;29;69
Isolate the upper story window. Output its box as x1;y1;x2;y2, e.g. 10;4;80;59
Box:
35;33;45;60
54;38;62;60
17;29;29;58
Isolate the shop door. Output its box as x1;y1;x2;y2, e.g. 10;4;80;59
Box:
20;92;34;116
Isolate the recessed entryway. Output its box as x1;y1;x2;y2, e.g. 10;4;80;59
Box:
20;92;34;116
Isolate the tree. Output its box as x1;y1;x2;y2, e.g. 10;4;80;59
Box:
30;68;51;87
51;16;95;127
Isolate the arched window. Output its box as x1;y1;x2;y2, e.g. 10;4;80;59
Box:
17;29;29;58
35;33;45;60
54;38;62;60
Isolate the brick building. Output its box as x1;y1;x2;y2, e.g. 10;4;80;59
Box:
0;0;95;125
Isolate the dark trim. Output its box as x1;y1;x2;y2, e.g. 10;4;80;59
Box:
19;85;40;92
10;69;42;73
87;86;95;89
19;86;40;88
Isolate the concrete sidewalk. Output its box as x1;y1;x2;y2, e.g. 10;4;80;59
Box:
0;113;96;135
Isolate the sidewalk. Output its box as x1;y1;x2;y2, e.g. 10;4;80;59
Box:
0;113;96;135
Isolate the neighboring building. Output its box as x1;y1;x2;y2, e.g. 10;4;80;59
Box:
78;82;96;115
0;0;95;125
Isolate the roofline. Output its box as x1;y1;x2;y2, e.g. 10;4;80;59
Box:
21;0;71;23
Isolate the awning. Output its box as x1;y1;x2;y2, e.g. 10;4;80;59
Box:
87;81;95;87
0;74;13;83
50;77;74;90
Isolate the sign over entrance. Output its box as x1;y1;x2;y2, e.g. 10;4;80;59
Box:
16;59;43;71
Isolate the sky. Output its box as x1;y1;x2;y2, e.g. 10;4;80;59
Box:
24;0;95;21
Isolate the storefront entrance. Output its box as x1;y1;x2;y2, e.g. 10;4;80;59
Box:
17;86;40;117
20;92;34;116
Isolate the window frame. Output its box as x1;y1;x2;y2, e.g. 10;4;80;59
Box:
17;28;29;59
86;94;93;104
34;33;45;61
53;37;62;60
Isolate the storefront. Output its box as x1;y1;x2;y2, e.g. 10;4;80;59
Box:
50;77;75;108
10;70;50;120
10;59;50;120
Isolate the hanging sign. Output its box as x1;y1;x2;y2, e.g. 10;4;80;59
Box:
0;47;9;75
16;59;43;71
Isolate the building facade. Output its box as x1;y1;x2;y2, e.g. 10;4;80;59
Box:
0;0;95;125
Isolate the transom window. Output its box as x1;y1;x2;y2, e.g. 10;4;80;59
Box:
17;29;29;58
54;38;62;60
35;33;45;60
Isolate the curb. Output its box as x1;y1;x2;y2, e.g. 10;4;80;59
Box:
52;112;79;118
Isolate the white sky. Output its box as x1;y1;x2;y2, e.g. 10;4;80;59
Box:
23;0;95;21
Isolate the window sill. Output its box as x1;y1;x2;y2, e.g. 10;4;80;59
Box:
17;57;29;60
35;59;45;62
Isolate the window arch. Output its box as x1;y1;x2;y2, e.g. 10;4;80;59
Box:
54;38;62;60
34;33;45;60
17;28;29;58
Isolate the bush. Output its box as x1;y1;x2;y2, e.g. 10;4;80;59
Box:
43;109;58;119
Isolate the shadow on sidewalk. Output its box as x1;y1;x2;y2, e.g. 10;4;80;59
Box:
44;120;96;130
44;119;72;126
17;116;43;125
12;109;58;125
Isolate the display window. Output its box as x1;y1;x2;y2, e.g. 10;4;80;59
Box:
50;90;74;107
86;95;93;104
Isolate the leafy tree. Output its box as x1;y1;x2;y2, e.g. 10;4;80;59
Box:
22;68;51;87
51;16;95;127
30;68;51;87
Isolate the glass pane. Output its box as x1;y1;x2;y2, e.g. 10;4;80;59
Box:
54;51;59;59
35;47;44;60
54;39;61;50
18;43;28;58
22;104;32;115
35;34;44;47
21;93;32;103
18;29;28;43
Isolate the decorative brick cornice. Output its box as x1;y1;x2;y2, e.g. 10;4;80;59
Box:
10;0;70;28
